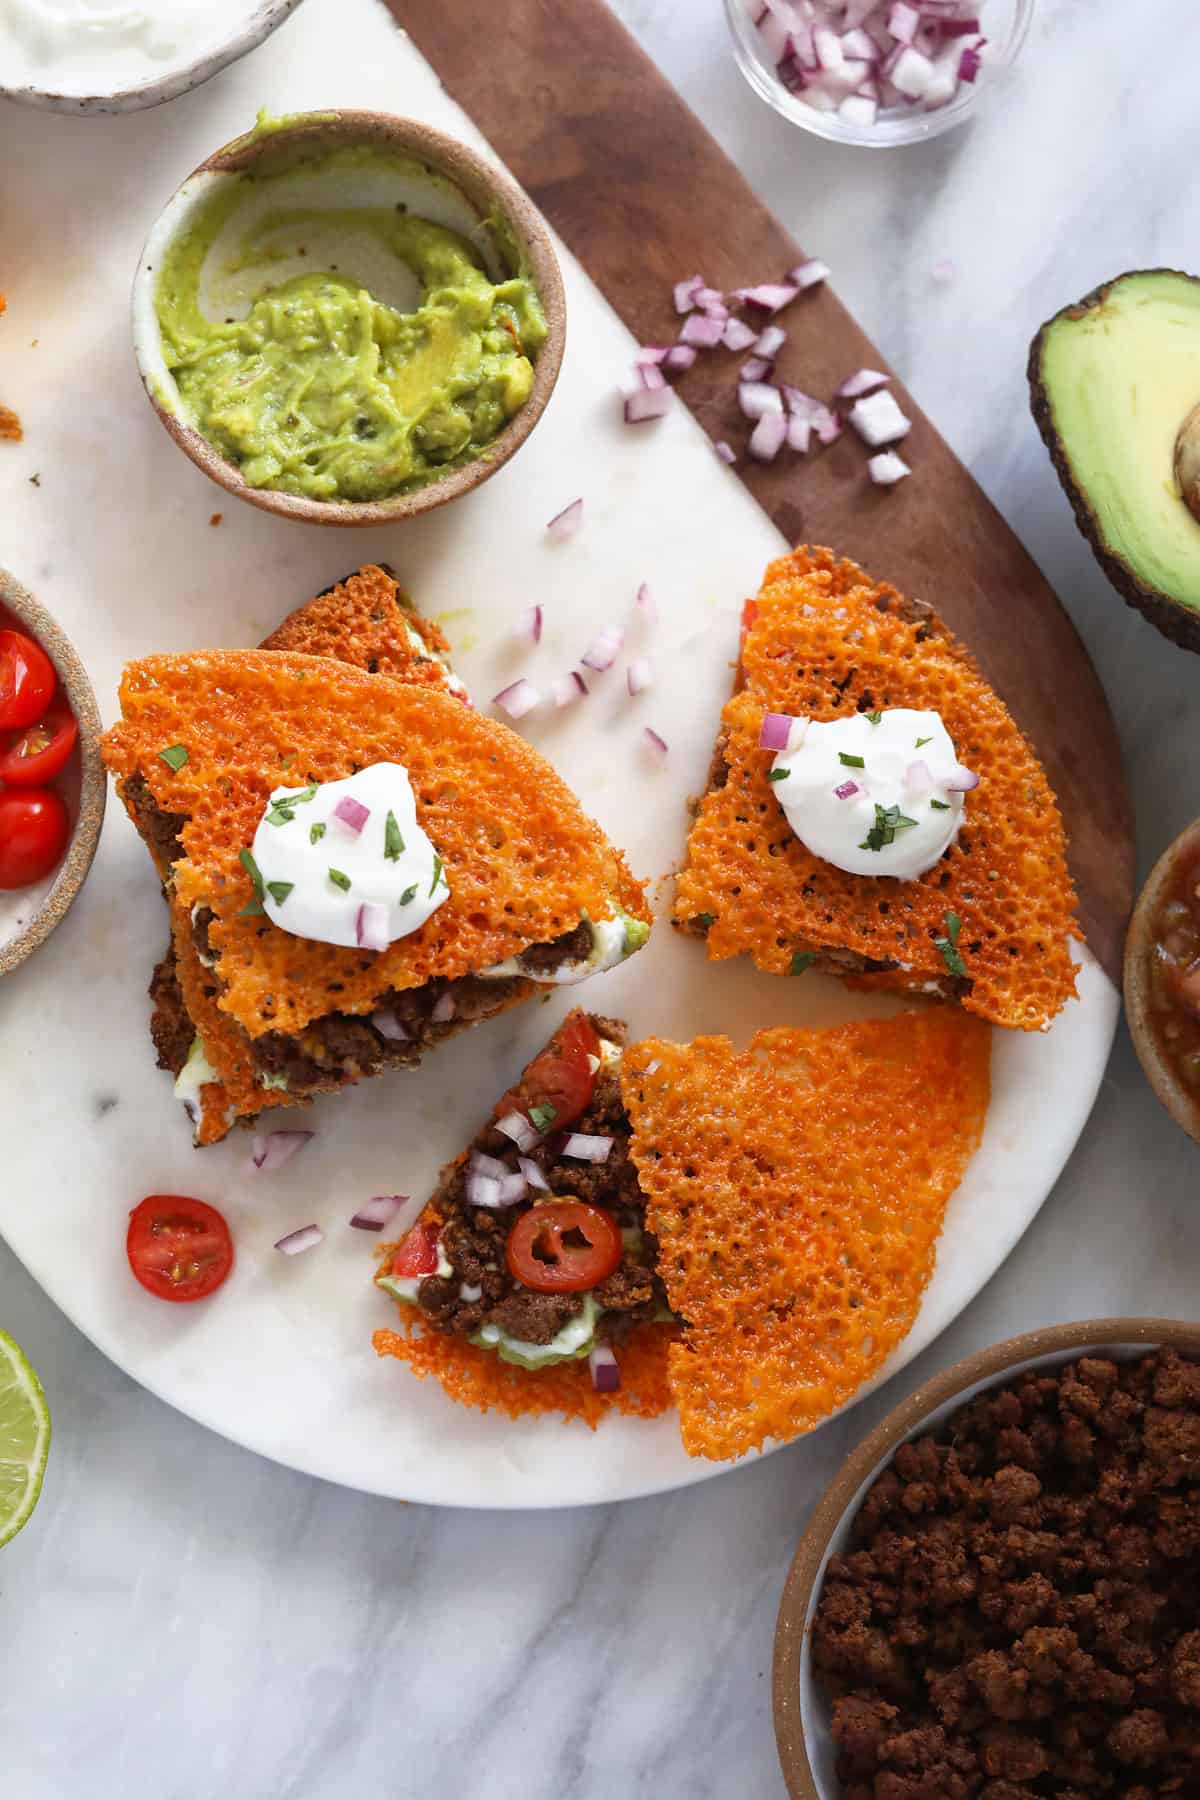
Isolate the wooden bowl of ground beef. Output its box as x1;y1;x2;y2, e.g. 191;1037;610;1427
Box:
773;1319;1200;1800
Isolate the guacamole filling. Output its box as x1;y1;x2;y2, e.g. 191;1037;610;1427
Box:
376;1017;673;1369
155;146;548;503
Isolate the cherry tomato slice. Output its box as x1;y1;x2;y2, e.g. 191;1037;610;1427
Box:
0;629;56;731
496;1012;601;1136
0;787;70;889
391;1217;441;1278
506;1200;622;1293
126;1195;234;1303
0;698;77;786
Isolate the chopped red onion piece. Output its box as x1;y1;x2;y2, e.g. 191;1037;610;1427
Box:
493;678;541;720
349;1195;405;1232
849;390;912;447
552;670;588;708
624;385;673;424
714;440;737;465
635;345;669;366
431;992;457;1024
754;323;787;360
758;711;794;751
740;355;773;383
739;380;784;421
627;658;652;696
839;92;879;126
589;1344;621;1394
868;450;911;486
467;1170;528;1209
516;603;543;644
637;361;668;391
813;404;843;446
836;368;890;401
891;45;933;97
735;283;798;314
674;275;703;315
635;582;656;624
643;727;669;757
663;344;697;374
886;1;919;42
906;759;933;791
749;410;788;462
370;1008;410;1043
695;285;727;312
834;779;860;800
944;765;980;793
561;1132;613;1163
333;794;370;834
251;1130;314;1173
470;1149;511;1180
840;26;876;59
787;412;812;455
356;902;389;952
680;311;725;349
958;45;981;81
274;1224;324;1256
496;1110;539;1151
786;259;830;291
813;26;844;69
931;257;956;284
546;497;583;541
581;626;624;672
517;1154;550;1193
722;316;757;353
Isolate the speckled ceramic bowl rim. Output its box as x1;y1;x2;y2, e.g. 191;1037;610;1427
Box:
0;0;305;115
0;570;106;978
1124;820;1200;1144
772;1317;1200;1799
130;109;567;529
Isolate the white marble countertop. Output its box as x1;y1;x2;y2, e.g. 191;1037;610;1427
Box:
2;2;1198;1794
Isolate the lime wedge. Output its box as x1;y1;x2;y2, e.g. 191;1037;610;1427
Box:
0;1329;50;1549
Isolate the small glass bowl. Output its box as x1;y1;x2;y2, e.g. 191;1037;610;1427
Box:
724;0;1036;149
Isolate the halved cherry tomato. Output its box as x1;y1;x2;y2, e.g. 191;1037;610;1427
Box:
0;787;69;889
506;1199;622;1293
126;1195;234;1303
0;698;77;786
391;1217;441;1278
0;629;55;731
496;1012;601;1136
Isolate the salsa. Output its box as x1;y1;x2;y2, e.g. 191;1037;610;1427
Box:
1147;853;1200;1087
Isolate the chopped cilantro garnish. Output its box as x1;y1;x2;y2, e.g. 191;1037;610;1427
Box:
934;910;967;978
429;853;444;896
859;803;918;853
399;883;418;906
528;1102;557;1132
865;711;882;725
790;951;816;976
328;868;352;892
766;767;790;784
266;880;294;906
694;912;716;930
384;810;405;862
265;781;318;828
930;798;950;811
239;847;264;900
310;821;327;844
837;752;865;768
158;743;188;772
915;735;933;748
238;899;265;917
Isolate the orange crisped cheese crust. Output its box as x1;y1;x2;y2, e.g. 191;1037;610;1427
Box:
262;564;458;687
674;546;1079;1032
621;1008;992;1460
372;1319;676;1428
0;405;21;442
102;650;650;1040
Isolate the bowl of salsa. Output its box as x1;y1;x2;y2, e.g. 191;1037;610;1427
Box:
1124;818;1200;1142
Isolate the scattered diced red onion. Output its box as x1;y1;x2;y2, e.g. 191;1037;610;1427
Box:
546;497;583;541
663;343;698;375
517;603;543;644
740;355;773;384
552;670;588;708
251;1130;314;1174
637;361;668;391
714;440;737;465
944;765;980;792
695;284;727;312
787;412;812;455
624;385;674;424
754;324;787;360
722;316;758;353
431;992;457;1024
749;410;789;462
835;779;860;801
735;283;799;314
836;368;890;401
496;1110;539;1151
333;794;370;835
470;1149;511;1180
868;450;912;486
739;380;784;421
758;711;794;751
680;311;726;350
356;902;389;953
561;1132;613;1163
589;1344;621;1393
627;658;652;696
581;625;625;672
465;1171;528;1210
848;389;912;447
635;344;669;366
493;678;541;720
674;276;703;314
635;581;656;625
371;1008;409;1043
349;1195;405;1232
274;1223;323;1256
887;1;919;42
643;727;669;757
517;1155;550;1192
786;259;830;291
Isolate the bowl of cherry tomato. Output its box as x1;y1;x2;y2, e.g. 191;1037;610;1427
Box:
0;569;105;978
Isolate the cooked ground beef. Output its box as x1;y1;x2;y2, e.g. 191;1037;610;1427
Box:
123;771;186;868
812;1349;1200;1798
148;942;192;1076
412;1014;669;1348
517;918;592;974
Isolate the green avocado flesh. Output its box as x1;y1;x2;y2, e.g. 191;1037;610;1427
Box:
155;145;548;504
1033;270;1200;614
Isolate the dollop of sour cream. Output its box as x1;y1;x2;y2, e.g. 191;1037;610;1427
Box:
250;763;449;950
769;708;970;881
0;0;244;92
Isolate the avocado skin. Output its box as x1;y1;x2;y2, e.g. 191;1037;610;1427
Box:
1028;267;1200;655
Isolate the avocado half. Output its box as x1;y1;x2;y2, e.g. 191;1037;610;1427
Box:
1029;269;1200;651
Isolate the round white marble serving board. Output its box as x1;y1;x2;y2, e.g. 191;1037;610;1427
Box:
0;0;1119;1508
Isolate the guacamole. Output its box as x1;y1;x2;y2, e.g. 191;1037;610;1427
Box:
155;147;548;504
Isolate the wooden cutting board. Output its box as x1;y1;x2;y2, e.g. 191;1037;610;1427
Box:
387;0;1132;986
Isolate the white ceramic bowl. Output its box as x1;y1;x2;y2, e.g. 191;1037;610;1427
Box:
725;0;1036;149
0;0;305;115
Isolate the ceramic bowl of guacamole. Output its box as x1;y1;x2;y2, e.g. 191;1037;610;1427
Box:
131;110;566;526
